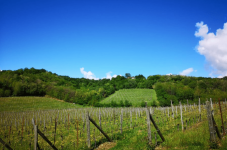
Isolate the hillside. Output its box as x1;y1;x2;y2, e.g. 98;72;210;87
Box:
0;96;83;112
100;89;157;107
0;67;227;107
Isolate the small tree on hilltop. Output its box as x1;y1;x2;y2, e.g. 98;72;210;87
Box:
125;73;131;78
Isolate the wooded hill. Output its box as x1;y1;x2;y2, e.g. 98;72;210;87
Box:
0;67;227;106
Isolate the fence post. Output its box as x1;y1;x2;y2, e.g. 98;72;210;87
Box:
86;111;91;148
180;101;184;131
218;98;225;136
89;116;112;142
121;109;123;134
206;101;216;142
199;98;201;121
145;102;152;145
0;137;13;150
147;107;165;142
171;100;174;119
99;109;102;129
130;110;132;129
34;125;38;150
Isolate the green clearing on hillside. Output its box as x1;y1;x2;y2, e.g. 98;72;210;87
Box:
100;89;157;106
0;96;84;112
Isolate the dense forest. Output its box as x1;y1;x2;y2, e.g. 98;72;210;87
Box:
0;67;227;106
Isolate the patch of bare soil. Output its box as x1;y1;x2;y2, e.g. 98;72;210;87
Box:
95;142;116;150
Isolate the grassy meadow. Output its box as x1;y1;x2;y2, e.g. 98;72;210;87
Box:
100;89;157;106
0;96;84;112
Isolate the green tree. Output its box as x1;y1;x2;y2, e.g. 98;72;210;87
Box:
119;100;124;107
124;100;132;107
125;73;131;78
140;101;146;107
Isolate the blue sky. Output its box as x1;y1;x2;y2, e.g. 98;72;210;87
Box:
1;0;227;79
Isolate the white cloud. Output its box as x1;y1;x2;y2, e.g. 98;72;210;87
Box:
80;68;99;80
166;73;172;75
103;71;117;80
195;21;227;77
180;68;194;76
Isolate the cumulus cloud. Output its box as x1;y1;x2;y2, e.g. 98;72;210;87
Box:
103;71;117;80
80;68;119;80
195;21;227;77
180;68;194;76
80;68;99;80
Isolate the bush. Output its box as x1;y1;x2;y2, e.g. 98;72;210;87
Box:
124;100;132;107
110;100;119;107
141;101;146;107
151;100;157;107
119;100;124;107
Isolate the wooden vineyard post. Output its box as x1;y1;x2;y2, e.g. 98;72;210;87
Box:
113;109;115;124
206;101;216;142
8;125;11;144
146;102;152;145
121;109;123;134
44;119;45;132
32;117;58;150
0;137;13;150
88;116;112;142
171;100;174;119
54;118;57;144
130;110;132;129
86;111;91;148
37;128;58;150
68;113;69;131
94;128;96;148
211;115;221;140
22;116;24;139
34;125;38;150
76;118;79;148
99;109;102;129
146;106;165;142
180;101;184;131
218;98;225;136
210;98;213;110
199;98;201;121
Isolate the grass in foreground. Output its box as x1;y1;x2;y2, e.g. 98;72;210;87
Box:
0;96;84;112
100;89;157;107
109;106;227;150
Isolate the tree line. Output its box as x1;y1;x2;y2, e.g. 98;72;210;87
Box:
0;67;226;106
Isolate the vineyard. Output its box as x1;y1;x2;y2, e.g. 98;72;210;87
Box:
1;98;227;149
100;89;157;107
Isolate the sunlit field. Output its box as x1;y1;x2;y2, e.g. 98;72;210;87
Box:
0;96;84;112
100;89;157;106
